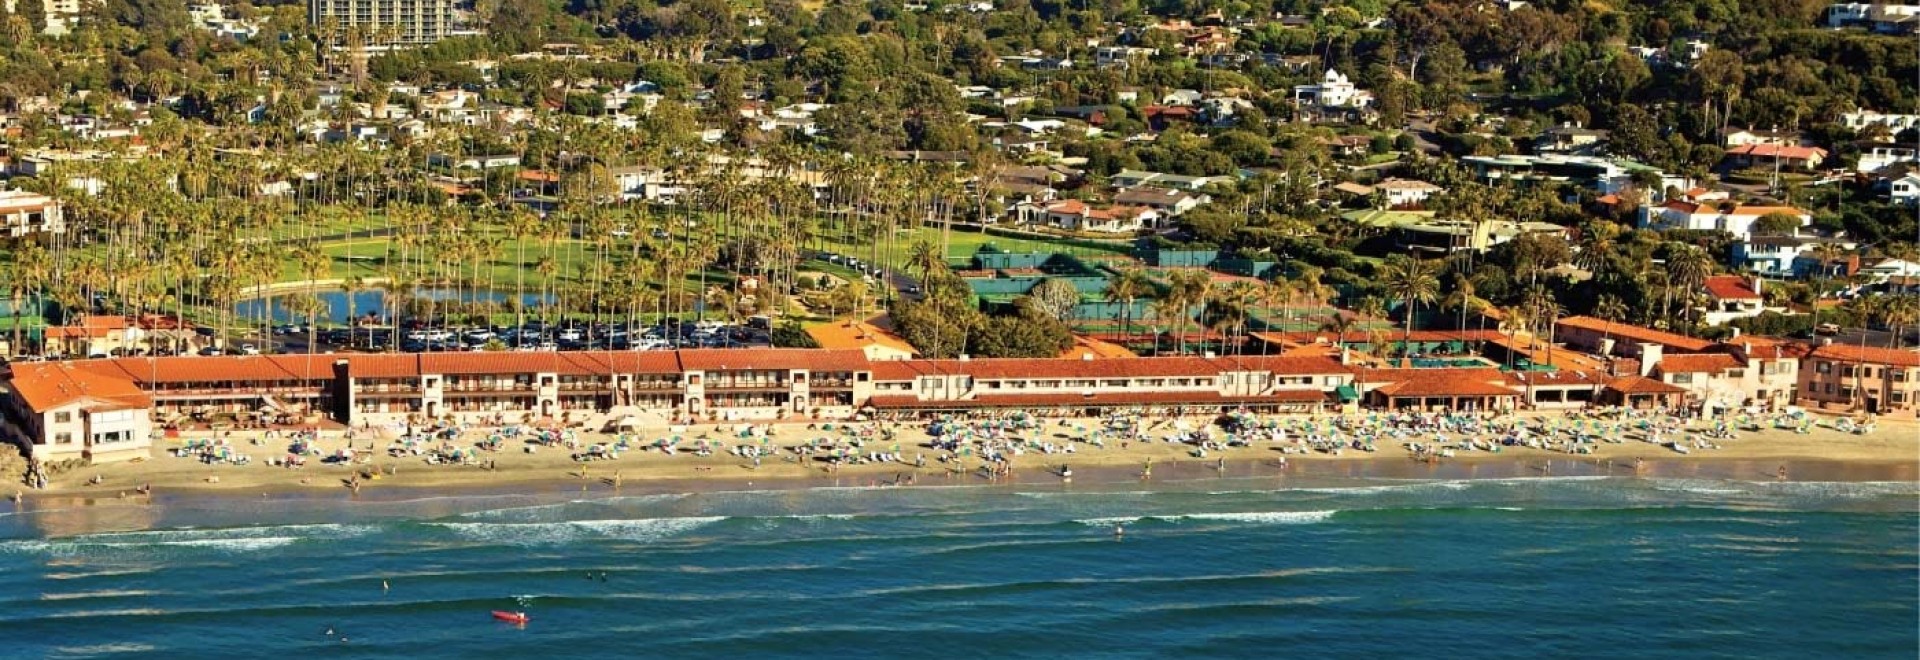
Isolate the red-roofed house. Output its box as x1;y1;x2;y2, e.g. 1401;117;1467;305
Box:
1039;199;1161;233
1701;275;1767;325
0;361;154;462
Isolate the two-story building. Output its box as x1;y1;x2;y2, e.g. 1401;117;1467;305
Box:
1700;275;1768;326
1650;344;1799;414
0;189;64;237
0;361;153;463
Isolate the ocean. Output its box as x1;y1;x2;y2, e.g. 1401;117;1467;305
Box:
0;475;1914;659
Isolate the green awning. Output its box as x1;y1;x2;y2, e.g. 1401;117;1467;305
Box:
1335;384;1359;402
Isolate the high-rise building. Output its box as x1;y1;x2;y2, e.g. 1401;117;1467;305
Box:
307;0;455;46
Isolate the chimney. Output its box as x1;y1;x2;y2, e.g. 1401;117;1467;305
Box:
1751;275;1763;297
1639;343;1663;377
1729;327;1741;338
1339;347;1351;365
1204;351;1217;358
958;354;971;361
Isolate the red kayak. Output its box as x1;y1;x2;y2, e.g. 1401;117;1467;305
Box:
492;611;529;624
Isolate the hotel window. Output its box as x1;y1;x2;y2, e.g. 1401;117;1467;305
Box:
1817;362;1831;374
55;432;71;444
53;411;70;423
1670;373;1693;385
1824;383;1834;394
1840;366;1855;378
1895;371;1909;383
1892;392;1908;403
1727;369;1745;379
1839;387;1855;398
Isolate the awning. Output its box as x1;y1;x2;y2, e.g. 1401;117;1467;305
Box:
1335;384;1359;402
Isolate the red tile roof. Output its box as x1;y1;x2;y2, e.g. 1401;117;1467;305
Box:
1603;375;1689;395
1656;353;1741;374
1806;343;1920;368
1556;316;1715;352
6;361;151;412
1703;275;1761;300
870;355;1351;382
677;348;868;373
1726;144;1828;161
94;355;339;383
865;390;1327;409
1358;368;1520;397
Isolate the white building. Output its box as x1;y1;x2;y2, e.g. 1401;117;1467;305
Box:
1374;178;1444;208
1841;110;1920;133
1293;69;1373;109
0;190;63;237
1646;201;1811;240
1885;172;1920;205
1856;143;1919;173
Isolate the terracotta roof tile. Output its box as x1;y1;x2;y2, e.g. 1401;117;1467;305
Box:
1556;316;1715;352
806;321;918;356
1359;368;1520;397
6;361;150;412
1703;275;1761;300
1807;343;1920;368
1603;375;1689;395
1656;353;1742;374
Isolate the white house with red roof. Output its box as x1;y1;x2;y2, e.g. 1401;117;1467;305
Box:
1035;199;1161;233
1701;275;1768;325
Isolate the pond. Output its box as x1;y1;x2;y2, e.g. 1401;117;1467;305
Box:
234;288;557;324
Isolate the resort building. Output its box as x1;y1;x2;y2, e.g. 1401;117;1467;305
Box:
1554;316;1715;358
1797;343;1920;417
308;0;457;46
1649;346;1799;414
0;190;64;237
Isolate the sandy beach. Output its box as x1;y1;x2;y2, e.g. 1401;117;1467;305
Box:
19;409;1917;504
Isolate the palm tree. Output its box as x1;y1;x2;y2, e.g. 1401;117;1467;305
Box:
1319;312;1359;354
1382;257;1440;366
1594;293;1629;366
1808;241;1848;329
1882;294;1920;349
906;238;943;287
1665;245;1713;334
1167;269;1212;354
1104;268;1152;341
1499;304;1533;372
1440;272;1485;334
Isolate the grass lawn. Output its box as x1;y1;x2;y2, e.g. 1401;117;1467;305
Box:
811;225;1132;272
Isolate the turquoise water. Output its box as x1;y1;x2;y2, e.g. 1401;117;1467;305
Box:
0;476;1914;659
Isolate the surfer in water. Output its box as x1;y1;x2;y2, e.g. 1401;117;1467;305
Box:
1113;524;1125;538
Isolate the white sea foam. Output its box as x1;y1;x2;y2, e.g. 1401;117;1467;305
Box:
434;516;723;545
5;536;300;556
1076;511;1336;526
1174;511;1338;524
